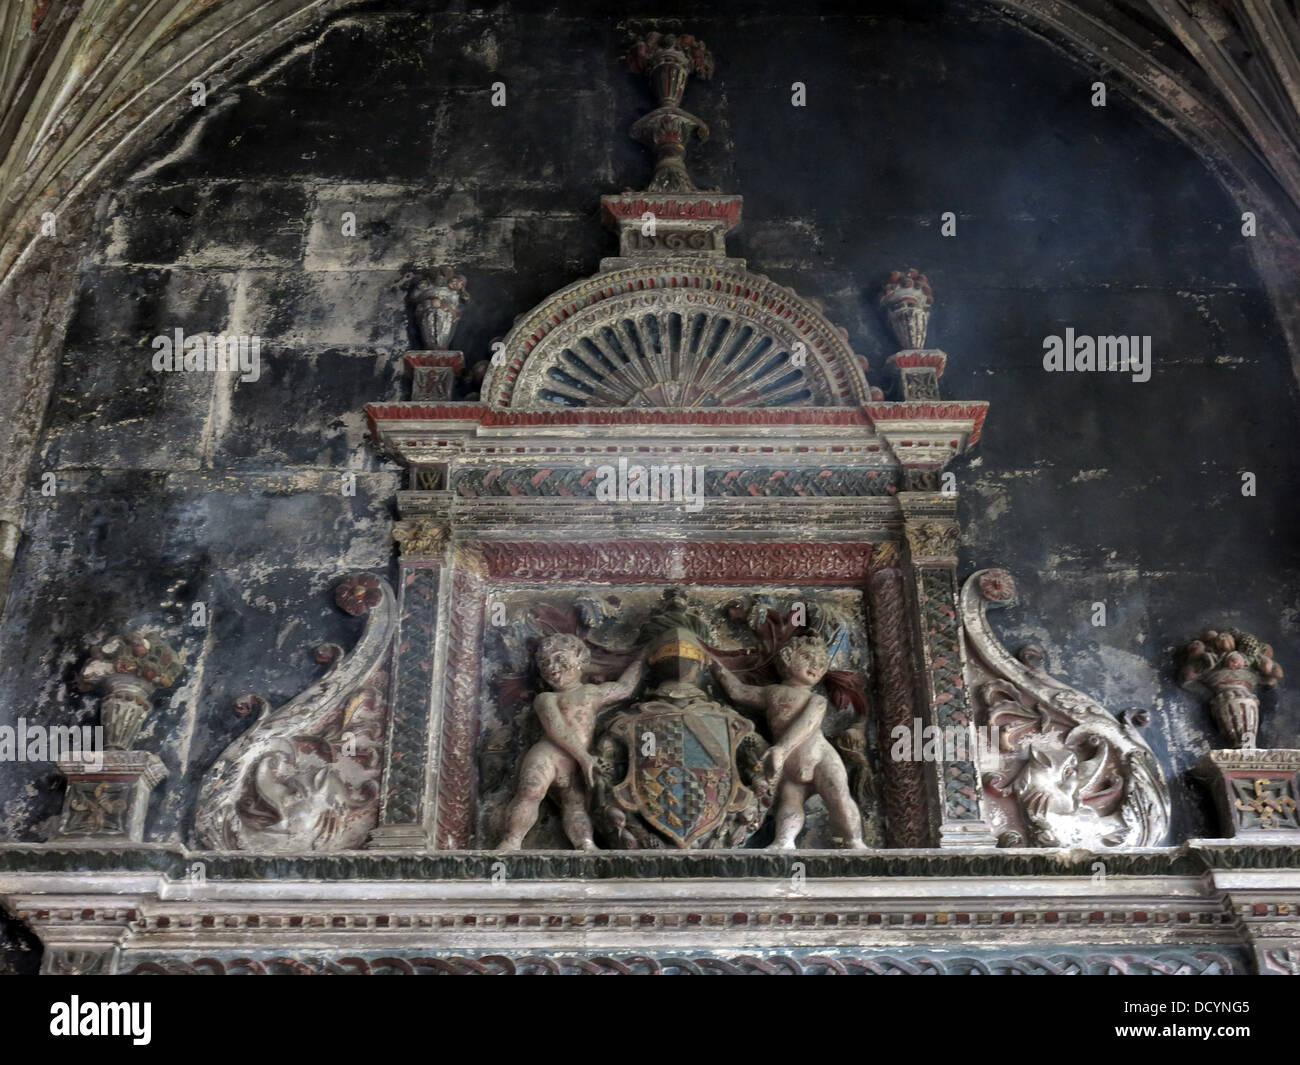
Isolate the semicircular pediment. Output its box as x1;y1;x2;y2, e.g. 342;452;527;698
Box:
483;259;871;409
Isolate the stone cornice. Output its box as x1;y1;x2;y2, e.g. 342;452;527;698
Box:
5;844;1294;971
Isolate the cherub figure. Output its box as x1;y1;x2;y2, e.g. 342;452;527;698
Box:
498;634;645;851
712;635;867;850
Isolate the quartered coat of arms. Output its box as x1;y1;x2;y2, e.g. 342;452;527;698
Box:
595;620;772;849
482;588;878;852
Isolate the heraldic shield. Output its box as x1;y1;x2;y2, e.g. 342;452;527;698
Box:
608;701;761;848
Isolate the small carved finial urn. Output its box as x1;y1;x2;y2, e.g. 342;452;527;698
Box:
625;31;714;193
408;265;469;351
880;268;934;350
627;31;714;108
880;269;945;400
1182;627;1299;841
57;630;181;842
76;631;183;750
1179;627;1282;749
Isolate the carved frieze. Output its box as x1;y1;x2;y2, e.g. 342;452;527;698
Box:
479;541;875;585
124;949;1245;976
450;465;897;499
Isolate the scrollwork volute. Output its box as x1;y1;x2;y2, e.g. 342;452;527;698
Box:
960;568;1170;848
194;573;397;852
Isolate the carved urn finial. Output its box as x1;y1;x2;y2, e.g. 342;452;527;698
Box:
76;630;183;750
408;265;469;350
880;268;934;350
55;629;180;842
1179;627;1283;749
1182;628;1299;841
624;31;714;192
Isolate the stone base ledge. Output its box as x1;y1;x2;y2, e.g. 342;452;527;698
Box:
3;843;1296;973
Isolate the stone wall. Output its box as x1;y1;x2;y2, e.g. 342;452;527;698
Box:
0;0;1296;858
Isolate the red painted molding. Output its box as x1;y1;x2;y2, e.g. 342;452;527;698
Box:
601;196;743;227
366;404;872;428
863;401;989;444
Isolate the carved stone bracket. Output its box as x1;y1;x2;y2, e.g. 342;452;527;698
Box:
1195;748;1300;841
194;573;397;852
1214;867;1300;976
407;352;464;402
961;569;1171;848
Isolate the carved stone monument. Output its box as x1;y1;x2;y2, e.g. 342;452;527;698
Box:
7;25;1296;979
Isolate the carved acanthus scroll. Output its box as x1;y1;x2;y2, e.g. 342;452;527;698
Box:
195;573;397;852
961;569;1170;848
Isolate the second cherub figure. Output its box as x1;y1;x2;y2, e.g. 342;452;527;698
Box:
713;634;867;850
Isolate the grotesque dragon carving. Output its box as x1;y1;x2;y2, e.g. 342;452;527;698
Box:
961;569;1169;848
194;573;396;852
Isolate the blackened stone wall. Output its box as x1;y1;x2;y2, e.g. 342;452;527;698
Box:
0;0;1296;855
